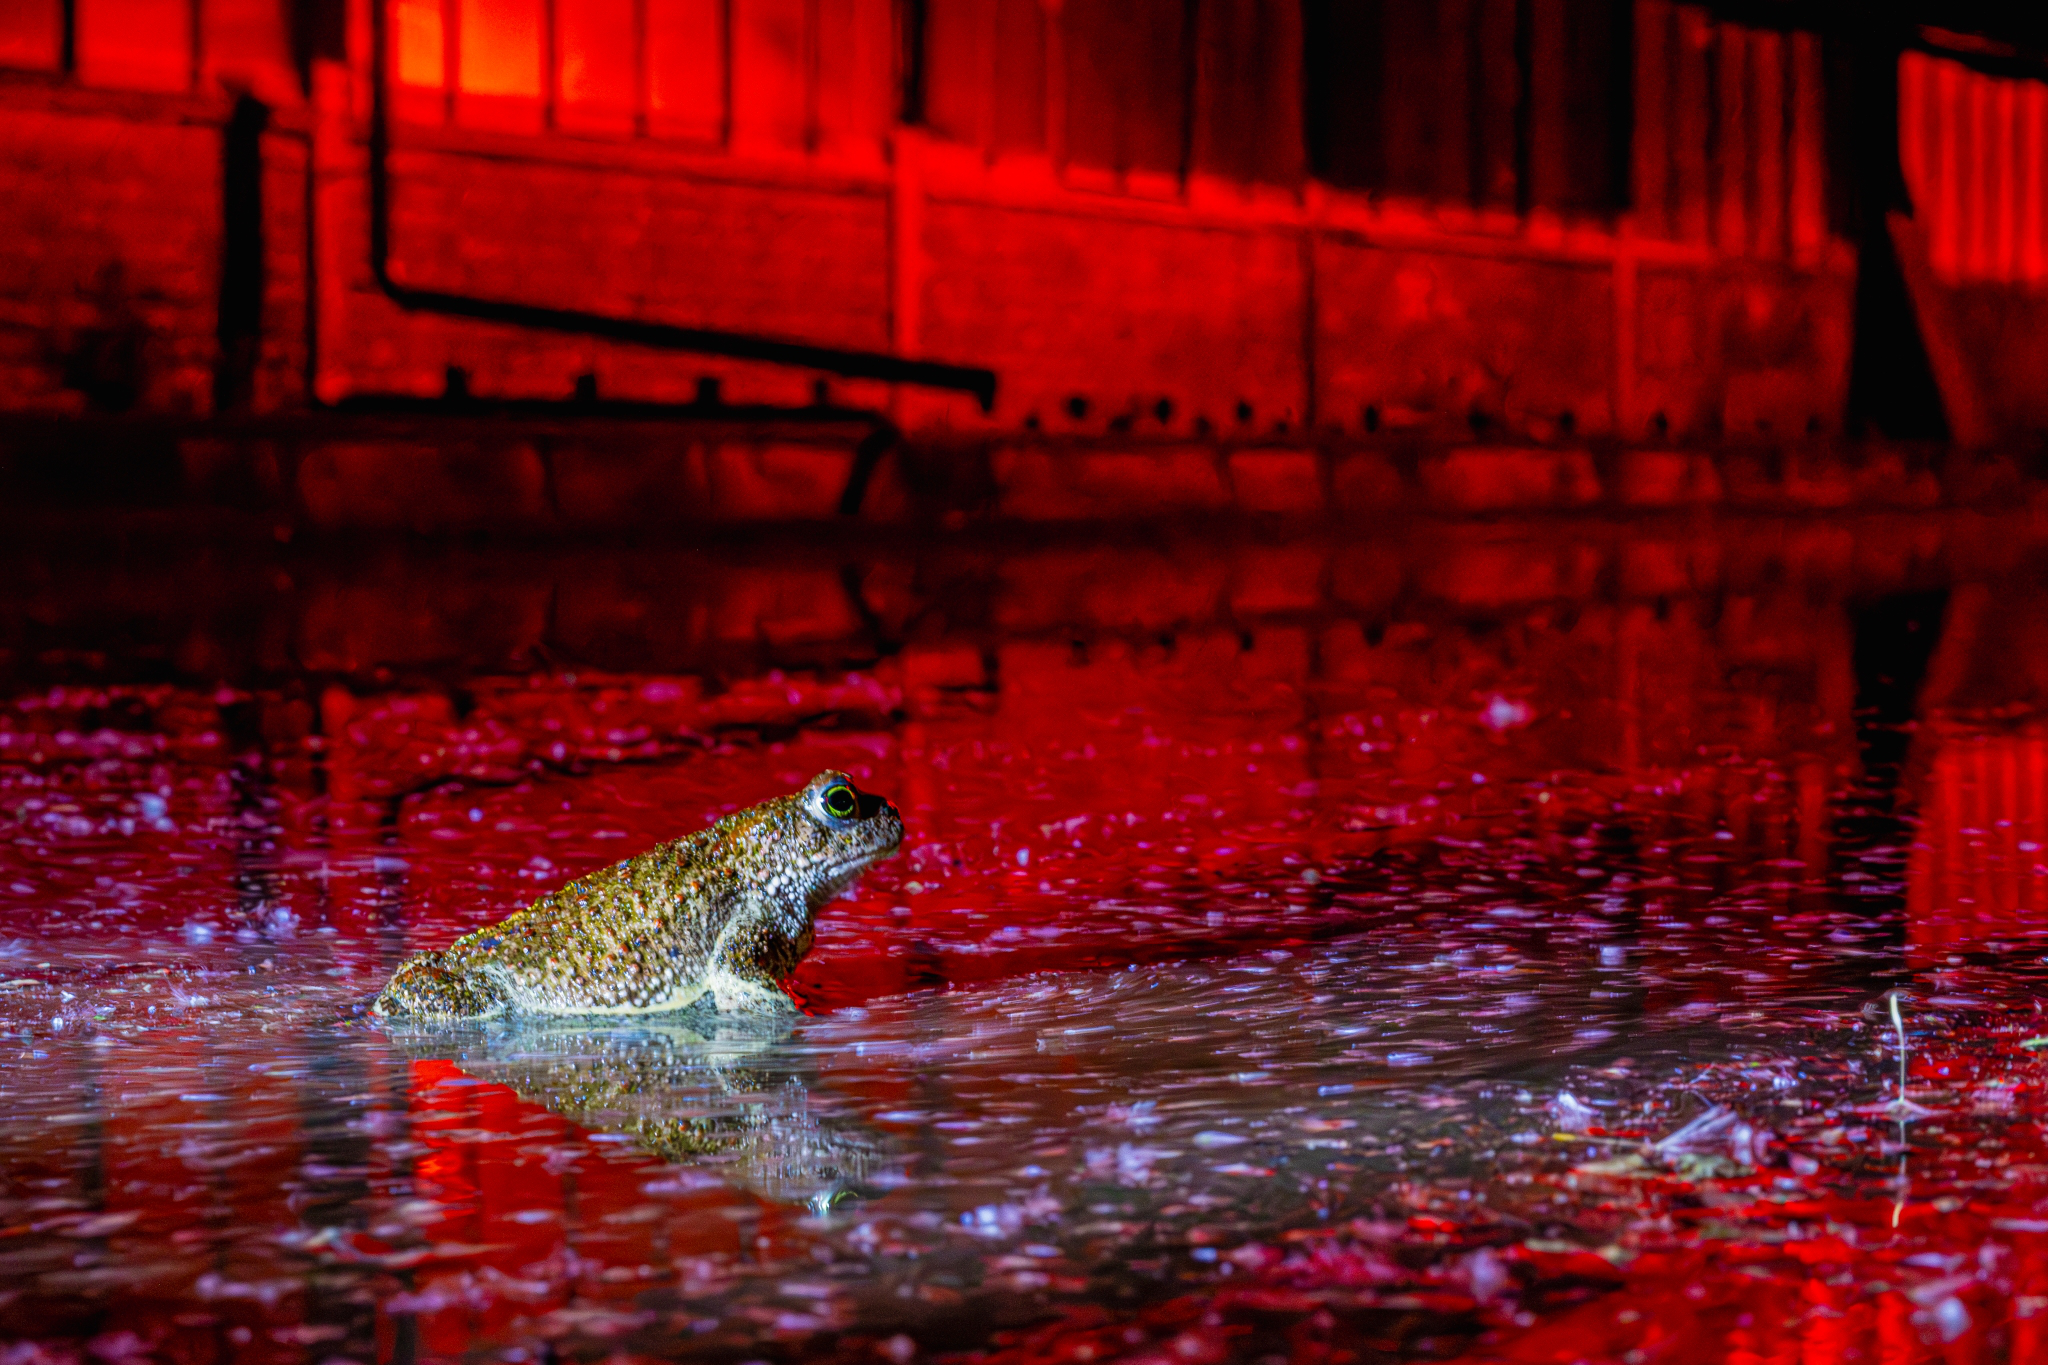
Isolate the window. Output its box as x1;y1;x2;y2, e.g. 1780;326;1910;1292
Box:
1632;5;1830;258
646;0;724;140
1302;0;1631;215
392;0;725;140
555;0;633;131
0;0;62;72
919;0;1303;190
77;0;194;91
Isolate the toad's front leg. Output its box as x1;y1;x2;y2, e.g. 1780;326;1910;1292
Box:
704;905;813;1013
706;970;800;1013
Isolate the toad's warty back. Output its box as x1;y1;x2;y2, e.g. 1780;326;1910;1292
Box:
371;771;902;1020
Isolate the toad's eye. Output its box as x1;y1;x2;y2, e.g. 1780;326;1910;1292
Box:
821;784;858;819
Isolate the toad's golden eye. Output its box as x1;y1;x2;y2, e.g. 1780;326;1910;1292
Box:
822;784;858;818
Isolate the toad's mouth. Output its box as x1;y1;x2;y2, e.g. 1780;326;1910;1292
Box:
821;838;903;882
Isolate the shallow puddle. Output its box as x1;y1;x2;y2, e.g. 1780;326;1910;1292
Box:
6;516;2048;1363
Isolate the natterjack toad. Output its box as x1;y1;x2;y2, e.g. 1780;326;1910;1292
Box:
371;771;902;1019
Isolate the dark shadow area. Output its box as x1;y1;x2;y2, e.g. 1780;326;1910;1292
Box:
215;95;270;417
1832;11;1951;441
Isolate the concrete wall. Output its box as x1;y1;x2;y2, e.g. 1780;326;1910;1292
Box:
0;0;1915;445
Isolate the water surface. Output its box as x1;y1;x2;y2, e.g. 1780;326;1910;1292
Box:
5;514;2048;1363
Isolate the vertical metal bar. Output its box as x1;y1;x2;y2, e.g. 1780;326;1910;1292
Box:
1994;72;2016;281
1631;0;1669;237
1788;29;1823;261
2023;79;2045;282
1672;4;1708;242
191;0;203;89
719;0;732;146
543;0;558;129
1608;0;1633;214
1177;0;1198;191
1931;56;1959;279
59;0;74;73
1713;21;1745;256
443;0;459;122
1467;0;1488;206
1299;216;1316;430
1897;51;1923;216
1960;68;1984;279
1042;0;1064;172
1523;0;1570;213
1613;222;1637;435
371;0;394;269
898;0;925;123
1749;27;1782;259
632;0;648;135
804;0;821;153
1512;0;1531;215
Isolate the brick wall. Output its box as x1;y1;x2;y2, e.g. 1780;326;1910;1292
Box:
315;138;894;406
1315;243;1614;437
0;97;228;415
918;204;1309;433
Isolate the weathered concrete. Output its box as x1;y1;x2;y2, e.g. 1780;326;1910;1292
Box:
0;414;2031;533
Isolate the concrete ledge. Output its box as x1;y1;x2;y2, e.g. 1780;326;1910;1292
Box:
1419;447;1602;511
0;413;2022;529
991;446;1231;519
1227;450;1321;514
15;506;2048;689
1614;451;1722;507
298;440;551;532
708;443;852;520
551;439;706;526
1330;451;1405;511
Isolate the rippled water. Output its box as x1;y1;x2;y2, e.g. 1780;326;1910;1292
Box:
8;516;2048;1363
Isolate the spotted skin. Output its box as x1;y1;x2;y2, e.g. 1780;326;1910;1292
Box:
371;771;902;1020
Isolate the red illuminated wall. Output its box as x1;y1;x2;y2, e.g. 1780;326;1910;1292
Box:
0;0;2039;441
1895;49;2048;445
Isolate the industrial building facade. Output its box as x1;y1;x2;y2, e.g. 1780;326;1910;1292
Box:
0;0;2042;442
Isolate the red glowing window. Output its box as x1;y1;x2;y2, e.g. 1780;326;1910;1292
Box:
0;0;61;71
646;0;724;140
556;0;636;132
392;0;725;142
74;0;192;91
394;0;446;88
459;0;542;98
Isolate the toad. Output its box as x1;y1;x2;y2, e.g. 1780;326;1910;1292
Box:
371;771;902;1019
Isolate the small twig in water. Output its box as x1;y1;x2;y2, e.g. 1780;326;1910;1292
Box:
1885;990;1932;1125
1891;991;1909;1106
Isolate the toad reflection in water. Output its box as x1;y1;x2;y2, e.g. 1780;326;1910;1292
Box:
384;1017;885;1210
372;771;903;1019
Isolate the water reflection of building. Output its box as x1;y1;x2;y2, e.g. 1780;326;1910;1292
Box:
1908;731;2048;961
1901;584;2048;962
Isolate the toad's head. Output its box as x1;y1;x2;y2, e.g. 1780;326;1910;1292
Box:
718;771;905;909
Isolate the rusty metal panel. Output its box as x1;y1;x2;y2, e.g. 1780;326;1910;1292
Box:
1899;49;2048;285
